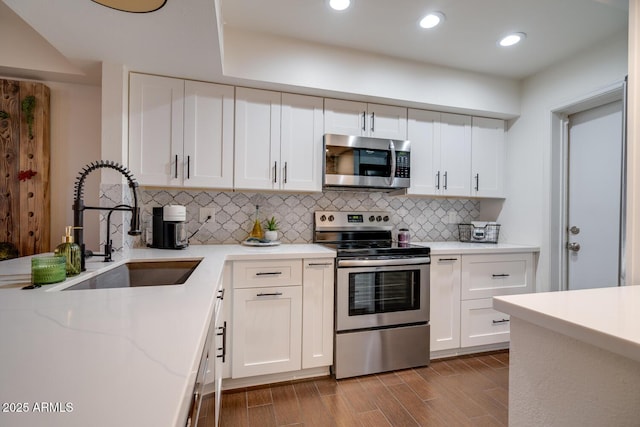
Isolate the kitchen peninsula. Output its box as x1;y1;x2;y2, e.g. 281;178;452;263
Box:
494;287;640;426
0;244;335;427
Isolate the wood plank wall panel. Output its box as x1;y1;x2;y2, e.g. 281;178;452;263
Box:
0;79;50;256
0;80;20;250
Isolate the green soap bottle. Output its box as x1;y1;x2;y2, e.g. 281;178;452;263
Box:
54;226;81;277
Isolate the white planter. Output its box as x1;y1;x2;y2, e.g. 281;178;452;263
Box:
264;230;278;241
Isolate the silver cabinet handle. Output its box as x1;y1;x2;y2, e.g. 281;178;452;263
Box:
492;319;510;325
492;274;510;278
257;292;283;297
255;271;282;276
438;258;458;262
283;162;288;184
187;155;191;179
371;112;375;133
362;111;366;132
474;173;479;191
436;171;440;190
443;171;448;190
307;262;333;267
174;154;178;179
273;161;278;183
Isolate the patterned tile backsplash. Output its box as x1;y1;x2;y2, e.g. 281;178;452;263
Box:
131;189;480;247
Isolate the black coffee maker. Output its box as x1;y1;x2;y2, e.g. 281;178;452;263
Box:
151;205;188;249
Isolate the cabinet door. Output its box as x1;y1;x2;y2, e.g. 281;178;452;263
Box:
183;81;234;189
407;109;441;195
461;253;534;300
232;286;302;378
302;259;334;369
471;117;506;198
281;93;324;192
324;98;367;136
367;103;408;140
430;256;461;352
440;113;471;197
129;73;184;186
461;298;510;347
234;87;281;190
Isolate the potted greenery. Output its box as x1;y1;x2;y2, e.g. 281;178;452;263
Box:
264;216;279;241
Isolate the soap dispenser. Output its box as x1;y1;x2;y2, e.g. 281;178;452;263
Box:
54;226;81;277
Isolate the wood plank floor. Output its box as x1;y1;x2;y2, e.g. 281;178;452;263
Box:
198;350;509;427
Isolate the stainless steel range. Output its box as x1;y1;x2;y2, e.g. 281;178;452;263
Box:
314;211;431;379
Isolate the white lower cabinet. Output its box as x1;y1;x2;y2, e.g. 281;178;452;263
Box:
430;256;461;352
302;259;334;369
430;251;535;356
229;257;334;380
460;298;511;347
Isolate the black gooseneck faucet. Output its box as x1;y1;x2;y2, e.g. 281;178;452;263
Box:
72;161;142;271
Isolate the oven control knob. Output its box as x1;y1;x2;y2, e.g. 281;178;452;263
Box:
376;215;382;222
383;215;389;222
328;215;335;222
320;215;326;222
369;215;375;222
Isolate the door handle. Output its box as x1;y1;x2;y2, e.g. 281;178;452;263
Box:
569;226;580;235
567;242;581;252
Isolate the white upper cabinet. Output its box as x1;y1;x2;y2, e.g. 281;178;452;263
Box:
129;73;234;189
471;117;506;198
235;88;323;192
407;109;471;197
324;98;407;140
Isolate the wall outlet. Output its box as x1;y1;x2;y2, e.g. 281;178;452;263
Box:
448;211;457;224
199;207;215;223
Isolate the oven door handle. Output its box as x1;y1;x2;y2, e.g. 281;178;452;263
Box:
337;257;430;268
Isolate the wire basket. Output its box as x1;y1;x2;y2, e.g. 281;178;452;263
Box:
458;223;500;243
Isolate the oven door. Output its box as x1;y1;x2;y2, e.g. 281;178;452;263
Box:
336;257;429;332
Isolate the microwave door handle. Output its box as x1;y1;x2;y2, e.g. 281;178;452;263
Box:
388;140;396;185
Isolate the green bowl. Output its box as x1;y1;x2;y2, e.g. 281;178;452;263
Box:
31;255;67;285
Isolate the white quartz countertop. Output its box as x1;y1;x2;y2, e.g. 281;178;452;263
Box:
494;286;640;363
415;241;539;255
0;244;334;427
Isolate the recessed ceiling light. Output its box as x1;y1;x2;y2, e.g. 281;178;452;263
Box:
419;12;445;29
499;32;527;47
329;0;351;11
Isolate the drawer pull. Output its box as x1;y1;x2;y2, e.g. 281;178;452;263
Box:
255;271;282;276
492;274;510;278
492;318;510;325
307;262;333;267
256;292;283;297
438;258;458;262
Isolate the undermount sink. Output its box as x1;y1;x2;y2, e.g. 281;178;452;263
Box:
63;259;201;291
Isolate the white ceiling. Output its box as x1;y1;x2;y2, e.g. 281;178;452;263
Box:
0;0;629;85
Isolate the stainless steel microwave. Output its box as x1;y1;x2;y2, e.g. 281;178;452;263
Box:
323;134;411;190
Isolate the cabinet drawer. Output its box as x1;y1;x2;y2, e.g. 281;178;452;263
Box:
233;259;302;288
460;298;510;347
461;253;533;299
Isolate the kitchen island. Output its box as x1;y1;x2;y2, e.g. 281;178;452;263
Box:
494;286;640;426
0;244;335;427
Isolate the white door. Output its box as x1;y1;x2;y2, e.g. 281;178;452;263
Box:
280;93;324;192
407;109;440;195
440;113;471;197
234;87;281;190
324;98;367;136
183;81;234;189
430;256;461;352
367;103;408;140
471;117;506;198
567;100;623;290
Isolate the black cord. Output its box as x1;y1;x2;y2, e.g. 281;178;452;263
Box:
189;215;212;240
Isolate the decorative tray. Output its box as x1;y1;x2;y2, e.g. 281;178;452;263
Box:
241;239;281;247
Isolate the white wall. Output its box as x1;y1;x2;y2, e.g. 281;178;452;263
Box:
223;28;521;118
481;30;628;292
